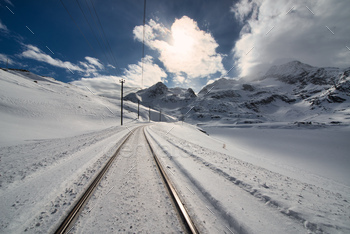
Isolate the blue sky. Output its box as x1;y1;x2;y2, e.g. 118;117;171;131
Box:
0;0;349;93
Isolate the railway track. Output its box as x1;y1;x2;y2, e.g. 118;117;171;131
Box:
54;127;135;234
54;125;199;234
143;128;199;234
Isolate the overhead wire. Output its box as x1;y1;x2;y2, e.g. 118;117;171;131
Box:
59;0;98;57
89;0;121;73
122;0;147;96
75;0;112;67
83;0;115;68
61;0;147;94
123;87;143;97
141;0;147;89
60;0;125;87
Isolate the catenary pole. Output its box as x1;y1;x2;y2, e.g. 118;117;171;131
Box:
120;79;125;125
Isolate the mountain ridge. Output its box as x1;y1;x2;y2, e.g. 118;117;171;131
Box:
125;61;350;125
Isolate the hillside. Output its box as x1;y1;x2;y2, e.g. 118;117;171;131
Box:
0;68;155;146
125;61;350;125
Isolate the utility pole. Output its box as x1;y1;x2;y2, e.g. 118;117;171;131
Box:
149;106;151;122
120;79;125;125
137;100;140;119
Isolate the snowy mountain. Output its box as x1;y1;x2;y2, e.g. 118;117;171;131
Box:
125;82;196;111
126;61;350;125
194;61;350;124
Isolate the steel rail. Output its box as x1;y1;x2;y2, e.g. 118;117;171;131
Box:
143;128;199;234
55;127;136;234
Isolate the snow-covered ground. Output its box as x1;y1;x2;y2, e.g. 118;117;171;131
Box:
146;122;350;233
0;69;173;147
1;69;349;233
202;124;350;187
72;127;183;233
0;69;145;232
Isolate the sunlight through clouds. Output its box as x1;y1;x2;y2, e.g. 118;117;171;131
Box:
121;55;167;87
134;16;225;82
71;55;167;98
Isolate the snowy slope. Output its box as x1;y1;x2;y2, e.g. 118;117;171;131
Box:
0;68;176;146
0;68;175;232
125;61;350;125
0;68;141;232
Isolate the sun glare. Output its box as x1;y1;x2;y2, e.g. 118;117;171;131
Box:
171;27;194;57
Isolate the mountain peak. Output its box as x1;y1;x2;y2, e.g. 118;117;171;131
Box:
124;81;196;110
147;82;168;96
154;81;167;88
264;60;315;78
198;77;239;96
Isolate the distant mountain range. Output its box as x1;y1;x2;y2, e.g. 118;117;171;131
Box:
125;61;350;125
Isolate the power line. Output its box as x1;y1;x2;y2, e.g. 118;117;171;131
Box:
89;0;121;72
141;0;147;89
84;0;115;67
60;0;122;79
75;0;112;66
123;87;142;97
59;0;97;56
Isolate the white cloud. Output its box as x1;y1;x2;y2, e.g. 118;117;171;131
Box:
121;55;167;87
107;64;116;69
133;19;170;49
85;56;104;69
0;53;14;65
134;16;225;80
231;0;259;24
71;75;121;98
20;44;105;76
21;45;83;72
174;75;185;84
79;61;99;76
71;55;166;98
232;0;350;77
0;20;8;31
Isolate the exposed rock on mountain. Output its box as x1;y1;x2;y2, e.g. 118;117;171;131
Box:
125;82;197;110
125;61;350;125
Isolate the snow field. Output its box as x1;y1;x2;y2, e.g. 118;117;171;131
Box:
146;122;350;233
1;68;349;233
0;69;146;147
0;125;137;233
204;125;350;187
